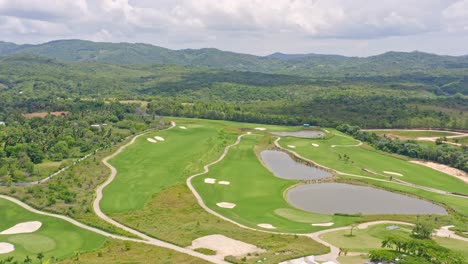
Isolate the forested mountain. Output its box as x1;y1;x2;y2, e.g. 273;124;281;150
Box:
2;40;468;78
0;54;466;129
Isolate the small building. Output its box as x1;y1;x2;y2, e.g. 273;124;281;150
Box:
303;124;310;128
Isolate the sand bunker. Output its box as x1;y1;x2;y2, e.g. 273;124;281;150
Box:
257;223;276;229
255;127;266;131
204;178;216;184
0;243;14;254
311;222;334;227
311;143;319;147
154;136;165;141
411;160;468;184
383;171;403;177
146;138;157;143
287;145;296;148
179;126;187;129
188;234;264;260
216;202;236;209
247;131;252;134
218;181;230;185
0;221;42;235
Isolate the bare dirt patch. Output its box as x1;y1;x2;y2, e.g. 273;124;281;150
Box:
410;161;468;184
188;234;265;260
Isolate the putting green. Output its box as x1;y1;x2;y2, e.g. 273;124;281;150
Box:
192;135;355;233
0;198;106;260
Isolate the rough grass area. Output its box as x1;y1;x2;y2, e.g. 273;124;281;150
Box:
194;248;217;255
57;239;209;264
0;198;106;260
111;183;328;263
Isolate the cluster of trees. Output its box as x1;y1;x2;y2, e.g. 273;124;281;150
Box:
370;235;465;264
337;124;468;172
0;100;165;183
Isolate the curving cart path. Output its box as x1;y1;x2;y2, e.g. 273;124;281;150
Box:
93;121;229;264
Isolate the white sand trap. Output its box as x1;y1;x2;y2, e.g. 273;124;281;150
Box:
216;202;236;209
247;132;252;134
218;181;230;185
179;126;187;129
383;171;403;177
154;136;165;141
287;145;296;148
311;222;334;227
1;221;42;235
188;234;265;259
204;178;216;184
312;143;319;147
0;243;14;254
146;138;157;143
257;223;276;229
255;127;266;131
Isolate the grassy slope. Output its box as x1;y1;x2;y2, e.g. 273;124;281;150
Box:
57;239;210;264
0;199;106;260
279;131;468;195
371;130;459;138
192;135;355;233
102;121;235;213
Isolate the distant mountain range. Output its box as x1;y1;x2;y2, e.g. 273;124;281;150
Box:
1;39;468;77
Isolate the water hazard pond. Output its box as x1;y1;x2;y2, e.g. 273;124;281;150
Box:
260;150;447;215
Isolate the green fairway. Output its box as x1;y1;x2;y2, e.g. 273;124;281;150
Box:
319;224;412;252
192;135;356;233
370;130;459;138
0;199;106;261
102;120;238;213
279;130;468;196
434;237;468;259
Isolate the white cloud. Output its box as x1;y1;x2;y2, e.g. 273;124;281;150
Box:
0;0;466;56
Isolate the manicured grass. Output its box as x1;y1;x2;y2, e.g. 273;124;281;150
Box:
192;135;355;233
57;239;210;264
102;120;237;213
319;224;412;252
0;199;106;261
434;237;468;259
279;130;468;196
370;130;459;138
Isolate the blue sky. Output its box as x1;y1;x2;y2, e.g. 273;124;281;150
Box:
0;0;467;56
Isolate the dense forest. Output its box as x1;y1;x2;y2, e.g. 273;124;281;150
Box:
336;124;468;172
0;54;466;129
0;100;165;184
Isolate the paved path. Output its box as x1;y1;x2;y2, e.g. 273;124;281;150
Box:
435;225;468;242
93;121;228;263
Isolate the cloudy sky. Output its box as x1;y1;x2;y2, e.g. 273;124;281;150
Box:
0;0;467;56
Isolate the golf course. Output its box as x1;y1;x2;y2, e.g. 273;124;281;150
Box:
1;117;467;264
